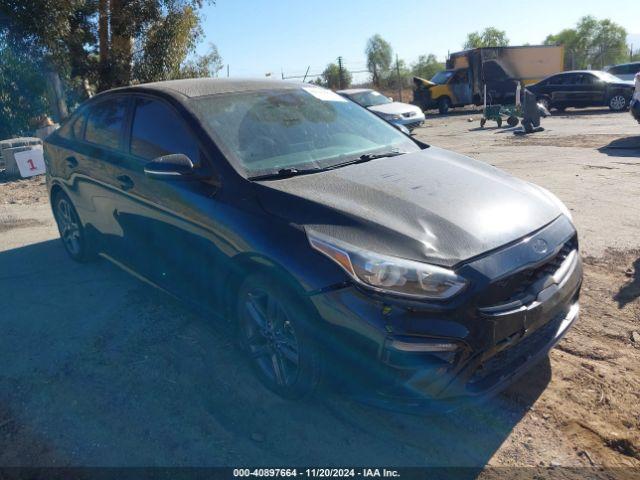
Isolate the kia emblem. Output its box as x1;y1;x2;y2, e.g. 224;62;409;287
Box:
532;238;548;255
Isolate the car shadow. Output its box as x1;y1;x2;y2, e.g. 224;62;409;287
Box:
0;239;550;470
597;136;640;157
614;256;640;308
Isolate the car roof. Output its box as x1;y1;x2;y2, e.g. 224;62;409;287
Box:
107;78;304;99
336;88;373;95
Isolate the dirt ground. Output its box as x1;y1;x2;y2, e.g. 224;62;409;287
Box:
0;108;639;475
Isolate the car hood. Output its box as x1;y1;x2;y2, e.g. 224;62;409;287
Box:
254;147;563;267
367;102;422;116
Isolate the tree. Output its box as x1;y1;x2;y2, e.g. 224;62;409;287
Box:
464;27;509;49
411;54;445;80
177;44;224;79
0;0;217;134
320;63;352;89
365;34;393;87
0;31;49;139
545;16;628;69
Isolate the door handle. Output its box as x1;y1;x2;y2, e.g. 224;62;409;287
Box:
116;174;135;191
66;156;78;168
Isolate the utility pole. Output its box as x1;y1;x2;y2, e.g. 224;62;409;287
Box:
396;54;403;102
337;56;344;90
227;64;229;78
303;66;310;83
632;44;634;62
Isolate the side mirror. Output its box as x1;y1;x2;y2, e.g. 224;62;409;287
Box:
388;97;394;102
144;154;203;181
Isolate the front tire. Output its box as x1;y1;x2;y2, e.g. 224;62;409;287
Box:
52;192;94;262
237;272;322;399
608;94;628;112
438;97;451;115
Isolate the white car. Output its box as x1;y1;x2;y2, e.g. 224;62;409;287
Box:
337;88;425;131
605;62;640;82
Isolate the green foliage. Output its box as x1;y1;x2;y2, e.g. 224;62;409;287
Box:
320;63;352;89
464;27;509;49
365;34;393;86
544;16;628;69
411;54;445;80
0;33;49;139
178;44;224;79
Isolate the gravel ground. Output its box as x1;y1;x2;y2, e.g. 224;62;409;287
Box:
0;107;638;474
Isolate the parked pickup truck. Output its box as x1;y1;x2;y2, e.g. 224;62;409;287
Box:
413;45;564;114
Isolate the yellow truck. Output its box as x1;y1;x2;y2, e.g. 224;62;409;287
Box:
413;45;564;114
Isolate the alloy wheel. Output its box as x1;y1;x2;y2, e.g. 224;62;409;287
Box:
610;95;626;111
242;288;300;387
55;197;82;256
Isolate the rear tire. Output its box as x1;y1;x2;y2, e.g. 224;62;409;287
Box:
52;192;95;262
438;97;451;115
538;96;551;111
507;116;519;127
236;271;322;399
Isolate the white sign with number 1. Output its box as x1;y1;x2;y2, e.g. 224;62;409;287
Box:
14;146;45;178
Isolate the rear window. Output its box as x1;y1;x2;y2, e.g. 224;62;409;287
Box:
84;98;128;150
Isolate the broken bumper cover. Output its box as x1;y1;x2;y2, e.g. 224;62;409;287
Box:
309;216;582;412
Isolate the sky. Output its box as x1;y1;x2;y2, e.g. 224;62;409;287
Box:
197;0;638;82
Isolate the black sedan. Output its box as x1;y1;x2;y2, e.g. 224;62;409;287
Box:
527;70;634;112
44;79;582;410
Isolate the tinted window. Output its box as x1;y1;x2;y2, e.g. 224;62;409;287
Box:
554;74;578;85
130;98;199;162
57;110;86;141
85;98;127;150
577;74;597;85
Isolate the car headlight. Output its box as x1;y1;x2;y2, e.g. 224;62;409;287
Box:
379;113;402;121
307;231;468;300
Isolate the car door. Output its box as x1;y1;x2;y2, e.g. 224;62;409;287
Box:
549;73;579;106
449;69;472;105
112;94;223;307
64;96;130;252
576;73;605;106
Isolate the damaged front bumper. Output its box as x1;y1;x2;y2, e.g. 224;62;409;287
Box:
309;215;582;411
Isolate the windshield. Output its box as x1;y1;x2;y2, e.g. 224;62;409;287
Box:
431;71;454;84
346;90;392;107
190;87;420;178
593;70;624;83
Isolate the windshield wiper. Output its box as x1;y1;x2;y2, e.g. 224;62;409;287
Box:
249;151;407;181
249;167;322;181
355;150;407;162
325;150;408;170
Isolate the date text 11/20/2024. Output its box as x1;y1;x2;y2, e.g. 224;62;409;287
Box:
233;469;401;477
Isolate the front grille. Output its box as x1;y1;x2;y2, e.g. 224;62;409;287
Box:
466;310;566;392
405;121;423;130
479;235;578;308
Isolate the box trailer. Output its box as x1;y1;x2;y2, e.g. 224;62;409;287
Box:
413;45;564;114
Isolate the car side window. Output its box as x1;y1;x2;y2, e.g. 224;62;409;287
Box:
577;74;596;85
129;98;199;163
57;110;86;141
84;98;128;150
548;75;564;85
